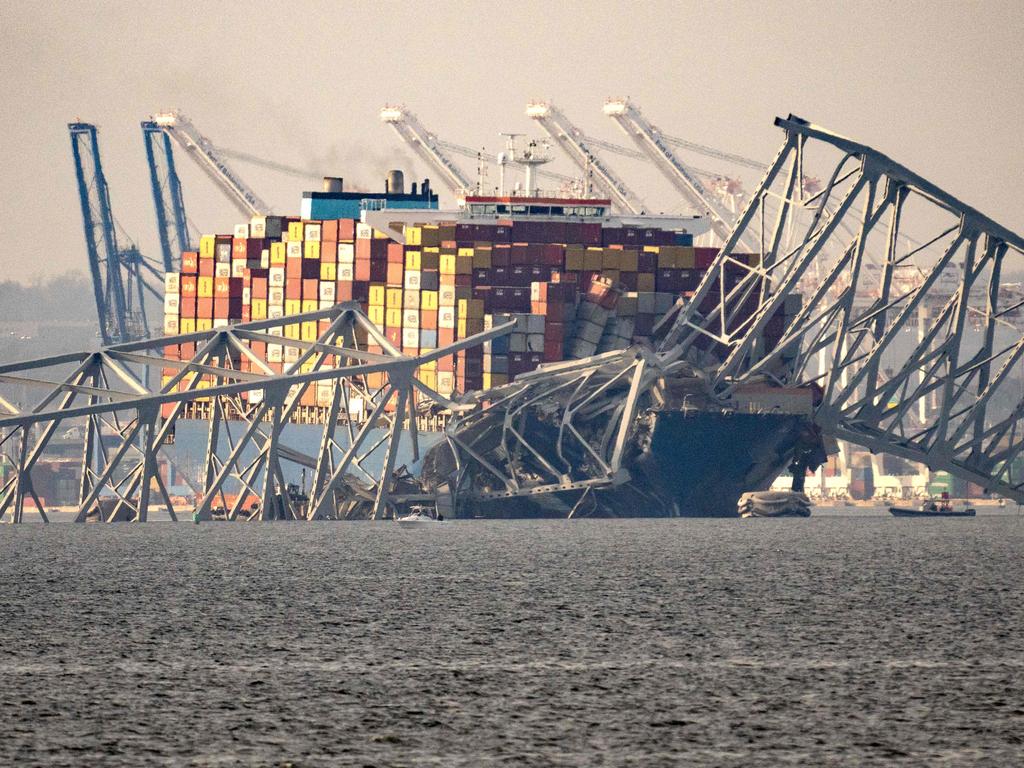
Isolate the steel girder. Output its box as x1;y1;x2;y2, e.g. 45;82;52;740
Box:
663;115;1024;501
438;347;694;506
0;303;513;523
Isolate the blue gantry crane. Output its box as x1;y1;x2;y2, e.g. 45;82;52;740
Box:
68;122;163;344
141;120;191;273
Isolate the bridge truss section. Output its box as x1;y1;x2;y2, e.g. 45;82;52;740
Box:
0;304;512;523
664;115;1024;501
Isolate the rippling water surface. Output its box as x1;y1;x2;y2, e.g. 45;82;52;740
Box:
1;515;1022;766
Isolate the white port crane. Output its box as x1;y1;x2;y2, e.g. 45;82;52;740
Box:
603;98;751;245
380;105;474;197
526;101;646;215
151;111;272;217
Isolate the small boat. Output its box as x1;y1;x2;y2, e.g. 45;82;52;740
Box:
889;497;976;517
397;505;444;526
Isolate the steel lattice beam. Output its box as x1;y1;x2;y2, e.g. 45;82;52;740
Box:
0;304;513;523
664;115;1024;501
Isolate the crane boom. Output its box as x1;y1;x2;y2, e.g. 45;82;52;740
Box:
603;99;746;245
380;106;473;196
150;111;271;217
141;120;190;273
526;101;645;215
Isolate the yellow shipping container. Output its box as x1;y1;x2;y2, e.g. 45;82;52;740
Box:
251;299;267;320
320;262;336;281
421;290;438;311
386;288;403;309
197;277;214;298
417;369;437;389
385;308;403;327
288;221;304;241
457;247;474;258
404;225;422;246
199;235;216;258
180;318;196;334
368;305;385;326
439;253;456;275
473;248;492;269
304;241;320;260
405;250;421;270
584;248;603;271
301;321;317;341
285;299;301;315
403;290;420;310
269;242;287;265
196;318;213;332
284;324;300;340
368;285;386;306
637;273;656;292
301;299;318;313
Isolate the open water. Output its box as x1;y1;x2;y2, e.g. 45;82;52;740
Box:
1;515;1022;766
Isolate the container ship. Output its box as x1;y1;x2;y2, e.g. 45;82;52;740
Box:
160;173;823;517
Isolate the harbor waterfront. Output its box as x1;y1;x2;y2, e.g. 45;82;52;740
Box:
1;515;1021;766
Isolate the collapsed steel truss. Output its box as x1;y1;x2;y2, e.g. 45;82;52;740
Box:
437;349;674;506
665;115;1024;500
0;304;512;523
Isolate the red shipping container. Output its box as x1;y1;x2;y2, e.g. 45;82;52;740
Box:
180;295;197;317
695;247;719;269
386;328;402;347
336;281;353;302
285;281;302;300
251;277;268;300
302;278;319;300
386;262;404;286
286;257;303;279
580;222;602;245
510;243;529;265
354;258;371;282
492;244;511;266
197;297;213;318
355;238;372;261
322;219;339;241
320;240;337;264
438;327;455;347
213;276;231;296
387;242;404;264
181;252;199;274
180;275;197;297
199;258;214;278
338;219;355;240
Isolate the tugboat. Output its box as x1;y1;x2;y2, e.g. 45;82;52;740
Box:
889;492;976;518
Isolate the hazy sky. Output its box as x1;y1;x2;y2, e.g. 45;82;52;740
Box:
1;0;1021;284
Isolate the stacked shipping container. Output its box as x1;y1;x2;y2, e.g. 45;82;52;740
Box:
162;208;761;422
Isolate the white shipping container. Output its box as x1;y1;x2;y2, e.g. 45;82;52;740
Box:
248;388;264;404
241;287;251;304
356;223;373;240
403;309;420;329
437;372;455;395
439;307;456;328
164;294;180;314
260;249;270;269
234;223;249;239
338;264;354;282
320;282;336;302
268;267;285;287
215;263;231;278
267;306;284;320
439;285;456;306
164;273;180;294
213;318;229;329
267;344;284;362
286;241;302;259
249;216;267;237
404;270;421;290
231;260;246;278
268;287;284;305
402;328;419;348
304;223;321;242
163;314;179;334
338;242;355;263
284;346;301;363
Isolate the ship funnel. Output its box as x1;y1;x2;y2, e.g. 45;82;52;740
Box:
323;176;343;193
386;169;405;194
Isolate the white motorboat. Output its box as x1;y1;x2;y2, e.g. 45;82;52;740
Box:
396;506;444;526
